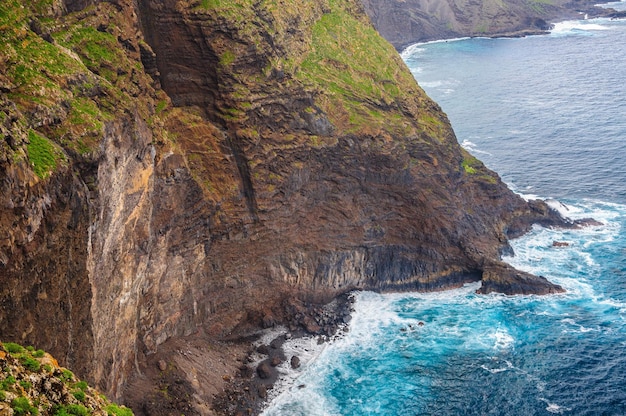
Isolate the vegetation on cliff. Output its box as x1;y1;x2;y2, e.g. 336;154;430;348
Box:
0;341;133;415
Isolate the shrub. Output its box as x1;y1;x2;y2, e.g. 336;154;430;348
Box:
72;390;86;402
60;369;74;383
52;404;89;416
20;356;41;372
11;396;38;415
74;381;88;391
105;404;133;416
0;390;5;401
1;375;17;390
19;380;32;390
4;343;25;354
32;350;45;358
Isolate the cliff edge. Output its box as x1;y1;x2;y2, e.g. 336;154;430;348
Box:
1;0;575;414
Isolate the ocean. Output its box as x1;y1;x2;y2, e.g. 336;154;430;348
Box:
262;8;626;415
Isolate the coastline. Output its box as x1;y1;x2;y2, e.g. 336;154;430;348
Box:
394;2;626;52
226;11;626;413
213;293;356;415
401;12;626;56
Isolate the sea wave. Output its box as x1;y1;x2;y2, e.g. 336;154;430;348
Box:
400;37;470;58
461;139;493;155
550;19;612;36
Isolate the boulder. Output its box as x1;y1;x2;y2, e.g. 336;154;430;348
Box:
256;362;272;379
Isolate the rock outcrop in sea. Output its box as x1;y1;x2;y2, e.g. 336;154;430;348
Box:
0;0;583;413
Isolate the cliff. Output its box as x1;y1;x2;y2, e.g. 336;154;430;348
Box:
361;0;625;49
1;0;573;414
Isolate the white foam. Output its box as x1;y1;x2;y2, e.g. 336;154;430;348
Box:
400;37;471;58
262;336;328;409
545;198;572;217
461;139;493;155
492;328;515;350
540;398;571;414
504;199;624;289
561;318;597;333
550;20;611;36
419;80;444;89
262;383;341;416
481;359;514;374
400;44;425;59
600;298;626;313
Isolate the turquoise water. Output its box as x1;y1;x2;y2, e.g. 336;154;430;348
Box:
263;13;626;416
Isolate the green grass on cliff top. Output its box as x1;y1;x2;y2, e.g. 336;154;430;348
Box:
294;1;421;134
195;0;422;136
1;0;154;160
300;5;409;101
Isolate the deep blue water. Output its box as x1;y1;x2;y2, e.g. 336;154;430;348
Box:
263;11;626;416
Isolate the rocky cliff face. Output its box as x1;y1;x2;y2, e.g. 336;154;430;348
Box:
361;0;621;49
1;0;572;413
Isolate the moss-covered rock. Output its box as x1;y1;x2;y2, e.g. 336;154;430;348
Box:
0;341;133;416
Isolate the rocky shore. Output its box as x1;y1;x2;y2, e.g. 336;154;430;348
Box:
213;293;356;416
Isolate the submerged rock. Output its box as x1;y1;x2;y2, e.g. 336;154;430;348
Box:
552;241;570;247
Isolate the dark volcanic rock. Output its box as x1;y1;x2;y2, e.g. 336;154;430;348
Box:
477;263;565;295
256;362;272;380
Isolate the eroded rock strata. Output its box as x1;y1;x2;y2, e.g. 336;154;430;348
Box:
0;0;582;414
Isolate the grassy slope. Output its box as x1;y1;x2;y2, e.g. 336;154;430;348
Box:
0;0;240;199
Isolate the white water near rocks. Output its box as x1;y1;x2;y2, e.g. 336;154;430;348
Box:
263;13;626;415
